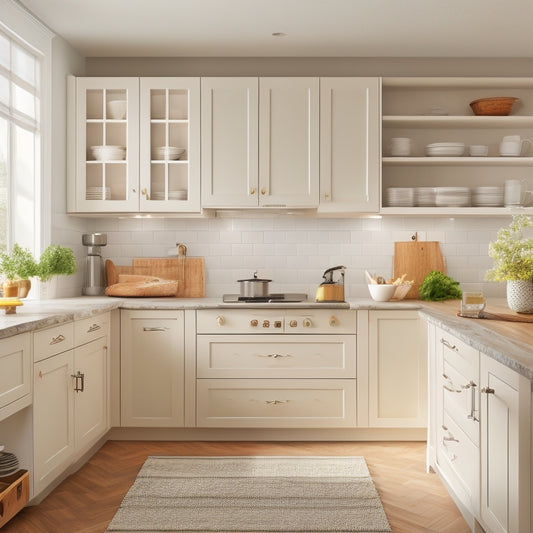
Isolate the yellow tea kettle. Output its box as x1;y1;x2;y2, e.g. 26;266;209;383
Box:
315;265;346;302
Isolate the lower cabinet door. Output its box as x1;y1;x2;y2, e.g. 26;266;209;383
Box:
33;351;74;495
121;310;185;427
196;379;356;428
74;337;108;453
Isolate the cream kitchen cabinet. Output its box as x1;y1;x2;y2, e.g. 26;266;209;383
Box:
33;315;109;497
68;76;200;214
120;310;185;427
0;332;31;422
427;324;532;533
358;310;427;428
319;77;381;214
201;77;319;208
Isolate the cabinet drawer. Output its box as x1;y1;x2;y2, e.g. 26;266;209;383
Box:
197;334;356;378
197;379;356;428
437;411;480;516
34;322;74;362
0;333;31;419
74;314;109;347
0;470;29;528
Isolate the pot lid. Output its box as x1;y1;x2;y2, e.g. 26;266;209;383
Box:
237;271;272;283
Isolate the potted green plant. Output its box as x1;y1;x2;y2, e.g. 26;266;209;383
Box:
37;244;77;282
485;214;533;313
0;244;39;297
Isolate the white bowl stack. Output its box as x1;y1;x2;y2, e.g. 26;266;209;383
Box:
86;186;111;200
426;142;465;157
107;100;127;120
152;146;185;160
435;187;471;207
472;186;504;207
151;189;187;201
0;450;19;477
90;145;126;161
385;187;414;207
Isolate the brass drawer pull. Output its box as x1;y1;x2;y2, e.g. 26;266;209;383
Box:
50;334;66;345
87;323;101;333
440;338;458;351
143;327;169;332
265;400;289;405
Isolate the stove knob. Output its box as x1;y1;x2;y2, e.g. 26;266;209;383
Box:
250;319;258;327
289;320;298;328
302;318;312;328
216;315;225;326
329;316;338;327
263;320;270;328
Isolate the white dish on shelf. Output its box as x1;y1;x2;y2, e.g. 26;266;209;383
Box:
415;187;436;207
90;145;126;161
426;142;465;157
152;146;185;160
435;187;471;207
469;145;489;157
472;186;504;207
107;100;127;120
385;187;414;207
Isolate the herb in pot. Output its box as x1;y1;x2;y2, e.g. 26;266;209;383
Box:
37;245;76;282
419;270;462;301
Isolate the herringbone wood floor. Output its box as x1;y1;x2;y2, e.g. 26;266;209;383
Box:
2;440;470;533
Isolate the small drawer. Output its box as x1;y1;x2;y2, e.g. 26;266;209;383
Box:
0;470;29;528
33;322;74;362
74;313;109;347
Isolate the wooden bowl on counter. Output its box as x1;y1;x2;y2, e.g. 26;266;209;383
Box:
469;96;519;116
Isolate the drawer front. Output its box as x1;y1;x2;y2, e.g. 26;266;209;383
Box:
197;309;356;334
436;411;480;516
197;379;356;428
74;313;109;347
197;334;356;378
0;333;31;414
34;322;74;362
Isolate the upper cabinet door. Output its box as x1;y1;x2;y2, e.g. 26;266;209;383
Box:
319;78;380;213
139;78;200;213
259;78;320;208
201;78;259;208
69;77;140;213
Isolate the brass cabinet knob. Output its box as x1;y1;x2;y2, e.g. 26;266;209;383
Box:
324;192;330;199
250;188;255;195
289;320;297;327
329;316;338;327
261;188;267;195
250;319;258;327
216;315;225;326
302;318;312;328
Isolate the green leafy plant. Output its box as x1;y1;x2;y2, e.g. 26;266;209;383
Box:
37;245;77;282
0;243;39;280
485;215;533;282
419;270;462;301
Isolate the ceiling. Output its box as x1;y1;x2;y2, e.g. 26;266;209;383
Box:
18;0;533;58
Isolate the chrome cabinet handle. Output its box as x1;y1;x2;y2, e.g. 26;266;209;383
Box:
71;371;84;393
87;323;101;333
440;338;458;351
258;353;291;358
467;381;479;421
143;326;169;332
481;387;495;394
50;334;65;345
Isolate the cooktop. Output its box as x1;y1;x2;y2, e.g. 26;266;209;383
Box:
222;293;308;303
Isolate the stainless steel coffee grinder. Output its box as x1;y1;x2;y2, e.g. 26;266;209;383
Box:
82;233;107;295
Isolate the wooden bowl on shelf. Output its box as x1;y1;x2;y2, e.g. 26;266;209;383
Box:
469;96;519;116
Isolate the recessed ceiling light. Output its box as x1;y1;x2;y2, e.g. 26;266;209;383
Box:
272;32;287;37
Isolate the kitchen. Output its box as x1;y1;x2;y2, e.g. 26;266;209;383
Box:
1;0;533;532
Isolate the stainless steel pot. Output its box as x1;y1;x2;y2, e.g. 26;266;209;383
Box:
237;272;271;298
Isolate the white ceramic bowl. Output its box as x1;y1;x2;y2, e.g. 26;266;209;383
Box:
368;284;397;302
107;100;127;120
469;145;489;157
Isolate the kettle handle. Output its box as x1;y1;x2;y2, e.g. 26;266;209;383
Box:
323;265;346;276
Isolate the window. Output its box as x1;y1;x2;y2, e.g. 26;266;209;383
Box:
0;25;41;255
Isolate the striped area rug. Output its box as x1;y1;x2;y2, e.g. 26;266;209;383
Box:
106;456;391;532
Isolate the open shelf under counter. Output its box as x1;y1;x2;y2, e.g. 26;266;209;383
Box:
382;156;533;166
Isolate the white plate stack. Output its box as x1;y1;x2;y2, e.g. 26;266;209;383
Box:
151;190;187;201
426;142;465;157
86;186;111;200
435;187;471;207
472;186;504;207
385;187;414;207
0;450;19;477
151;146;185;160
90;145;126;161
415;187;437;207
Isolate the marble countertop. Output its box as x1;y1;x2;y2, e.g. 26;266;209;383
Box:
419;299;533;380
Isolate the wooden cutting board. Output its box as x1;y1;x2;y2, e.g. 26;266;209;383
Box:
107;257;205;298
393;241;445;300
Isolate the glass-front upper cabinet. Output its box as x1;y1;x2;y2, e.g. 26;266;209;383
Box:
68;77;140;213
139;78;200;212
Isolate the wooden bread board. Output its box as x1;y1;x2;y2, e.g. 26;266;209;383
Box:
393;241;445;300
107;257;205;298
458;310;533;323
